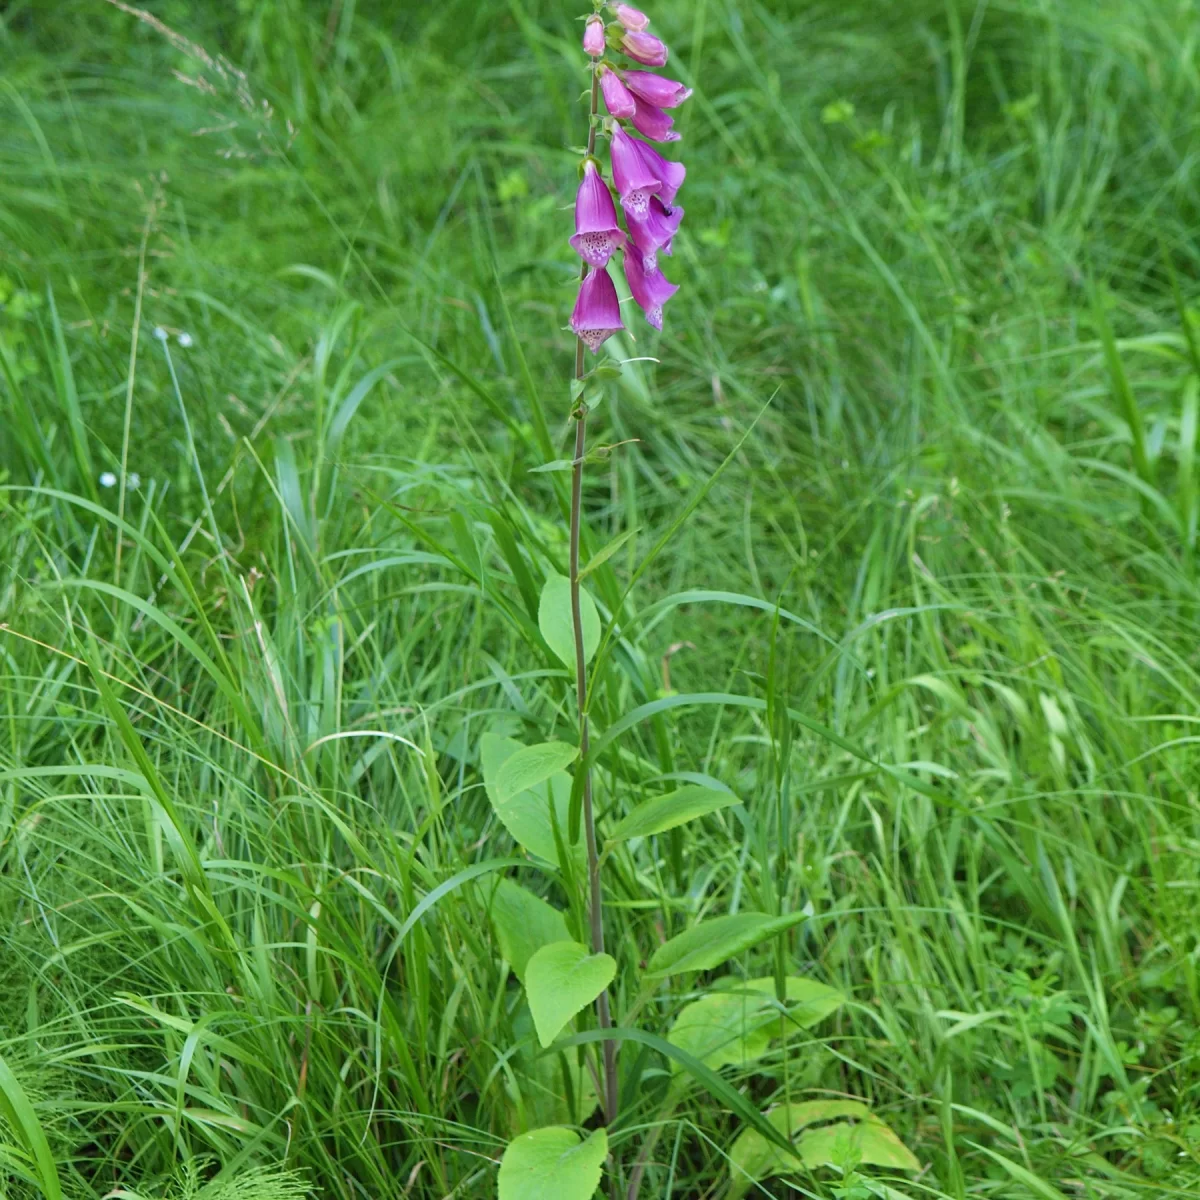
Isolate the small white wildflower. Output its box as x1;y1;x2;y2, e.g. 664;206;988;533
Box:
153;326;168;341
99;471;117;488
177;332;194;348
128;473;141;490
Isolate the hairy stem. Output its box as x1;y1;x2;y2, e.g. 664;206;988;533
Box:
572;59;619;1129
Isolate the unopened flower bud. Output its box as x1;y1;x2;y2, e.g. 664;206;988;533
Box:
583;15;605;57
612;4;651;32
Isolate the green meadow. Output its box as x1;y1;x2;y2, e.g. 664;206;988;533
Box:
3;0;1200;1196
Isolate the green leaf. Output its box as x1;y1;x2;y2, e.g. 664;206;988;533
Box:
498;1126;607;1200
488;879;569;983
539;573;600;670
496;741;580;806
668;976;844;1071
668;992;774;1071
647;912;807;978
607;785;739;844
729;1102;918;1199
798;1116;920;1172
529;459;576;475
481;735;582;868
578;526;640;582
712;975;846;1035
526;941;616;1048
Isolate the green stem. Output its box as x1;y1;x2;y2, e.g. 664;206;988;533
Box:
572;60;619;1128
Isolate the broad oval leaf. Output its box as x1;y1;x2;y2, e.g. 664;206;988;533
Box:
526;941;616;1048
712;975;846;1034
729;1101;918;1198
496;741;579;806
498;1125;608;1200
668;992;774;1072
481;734;583;869
539;573;600;671
668;976;844;1071
647;912;807;979
608;785;739;843
488;879;569;983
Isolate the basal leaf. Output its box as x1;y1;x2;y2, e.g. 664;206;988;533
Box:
729;1102;918;1199
539;573;600;671
498;1125;607;1200
668;991;774;1072
488;879;569;983
647;912;807;979
668;976;844;1072
526;941;616;1048
607;785;739;843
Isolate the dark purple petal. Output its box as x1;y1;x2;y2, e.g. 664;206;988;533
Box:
629;95;680;143
571;266;625;352
620;31;668;66
626;197;684;271
600;69;637;119
570;162;625;267
583;16;605;56
613;4;651;32
622;245;678;331
622;70;693;109
610;124;662;217
629;135;686;205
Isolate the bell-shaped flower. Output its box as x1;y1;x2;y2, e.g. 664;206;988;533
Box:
626;196;684;272
622;70;692;109
622;244;678;331
610;124;663;217
583;15;606;57
620;31;668;66
571;266;625;351
629;95;680;142
600;68;637;119
612;4;651;32
629;133;686;205
569;160;625;268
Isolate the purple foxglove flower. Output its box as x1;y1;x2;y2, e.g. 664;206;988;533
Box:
571;266;625;352
629;95;680;142
626;196;684;272
610;124;663;217
569;160;625;267
622;70;692;109
600;68;637;119
583;15;606;57
621;244;678;331
612;3;651;31
629;132;686;205
620;31;668;66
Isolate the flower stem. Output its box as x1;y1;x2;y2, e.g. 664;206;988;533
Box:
572;59;619;1129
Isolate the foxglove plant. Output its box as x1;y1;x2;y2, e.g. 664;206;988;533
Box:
494;11;921;1200
496;4;694;1198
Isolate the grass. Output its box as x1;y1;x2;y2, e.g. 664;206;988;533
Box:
3;0;1200;1196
